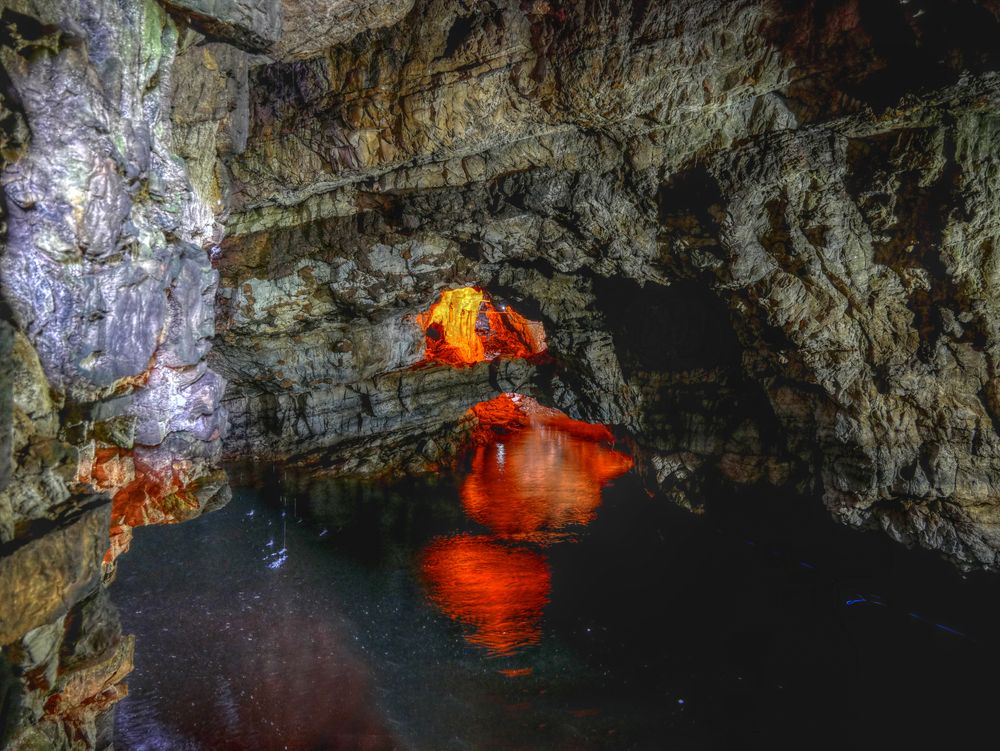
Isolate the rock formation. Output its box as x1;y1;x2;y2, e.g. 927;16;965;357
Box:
213;0;1000;570
1;1;228;746
2;0;1000;747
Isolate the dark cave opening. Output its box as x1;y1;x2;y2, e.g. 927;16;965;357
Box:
442;14;475;58
592;275;795;499
593;277;743;376
764;0;1000;118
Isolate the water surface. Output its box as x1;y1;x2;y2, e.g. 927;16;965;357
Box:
114;426;1000;749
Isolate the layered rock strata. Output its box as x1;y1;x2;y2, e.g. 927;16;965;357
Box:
212;0;1000;568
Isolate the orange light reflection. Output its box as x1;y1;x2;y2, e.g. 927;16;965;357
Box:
461;426;633;543
461;394;633;542
421;535;551;656
420;394;634;661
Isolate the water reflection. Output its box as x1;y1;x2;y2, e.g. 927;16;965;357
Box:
420;398;632;657
112;453;1000;748
114;498;405;751
461;427;634;543
421;535;550;656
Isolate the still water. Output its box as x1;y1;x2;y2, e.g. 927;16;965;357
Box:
114;425;1000;749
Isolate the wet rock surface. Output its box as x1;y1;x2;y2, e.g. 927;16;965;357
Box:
159;0;280;52
224;358;539;474
0;318;124;750
1;0;231;747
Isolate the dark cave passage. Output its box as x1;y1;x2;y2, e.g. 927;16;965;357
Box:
593;277;743;376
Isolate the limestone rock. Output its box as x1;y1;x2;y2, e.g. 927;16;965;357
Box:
210;0;1000;568
0;2;234;745
275;0;413;61
160;0;281;52
0;501;108;647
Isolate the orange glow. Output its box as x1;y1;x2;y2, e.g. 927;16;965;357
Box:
418;287;486;365
81;449;204;567
111;460;201;528
420;535;551;656
421;395;632;659
417;287;546;367
466;393;620;446
499;668;533;678
461;394;633;541
461;429;633;543
467;393;534;443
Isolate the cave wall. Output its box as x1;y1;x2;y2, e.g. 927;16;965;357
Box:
0;1;237;747
211;0;1000;568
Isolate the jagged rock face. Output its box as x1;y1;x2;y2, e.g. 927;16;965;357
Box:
159;0;413;60
274;0;414;61
0;319;128;750
1;1;229;494
0;1;233;747
159;0;281;52
210;0;1000;568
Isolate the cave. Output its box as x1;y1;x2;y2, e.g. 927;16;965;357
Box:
3;0;1000;748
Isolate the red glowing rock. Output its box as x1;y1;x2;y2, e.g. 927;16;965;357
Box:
84;451;205;567
417;287;546;366
466;393;621;446
466;393;534;443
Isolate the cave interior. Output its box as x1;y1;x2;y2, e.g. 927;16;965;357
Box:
2;0;1000;748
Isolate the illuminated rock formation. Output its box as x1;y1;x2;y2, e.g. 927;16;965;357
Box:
207;0;1000;570
419;287;488;365
77;449;229;571
418;288;546;367
467;393;616;445
0;326;134;751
